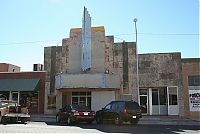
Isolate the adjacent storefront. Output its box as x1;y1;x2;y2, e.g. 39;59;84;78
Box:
0;72;46;113
139;87;179;115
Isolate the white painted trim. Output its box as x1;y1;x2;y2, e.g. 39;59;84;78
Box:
149;88;152;115
158;89;160;115
17;91;20;105
9;91;12;100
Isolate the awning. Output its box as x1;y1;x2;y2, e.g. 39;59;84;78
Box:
0;79;40;91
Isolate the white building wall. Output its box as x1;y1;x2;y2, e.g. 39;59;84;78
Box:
91;91;115;112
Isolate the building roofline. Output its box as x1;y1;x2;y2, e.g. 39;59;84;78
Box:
0;63;20;67
139;52;181;55
0;71;46;74
70;26;105;33
182;58;200;63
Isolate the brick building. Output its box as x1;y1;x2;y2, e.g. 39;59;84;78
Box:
0;71;46;113
0;63;20;72
182;58;200;117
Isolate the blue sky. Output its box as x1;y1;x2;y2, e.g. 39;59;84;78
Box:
0;0;199;71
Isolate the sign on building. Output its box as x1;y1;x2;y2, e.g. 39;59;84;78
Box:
189;87;200;112
81;7;92;71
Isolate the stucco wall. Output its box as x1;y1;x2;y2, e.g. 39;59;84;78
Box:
139;53;184;116
91;91;115;111
55;73;121;89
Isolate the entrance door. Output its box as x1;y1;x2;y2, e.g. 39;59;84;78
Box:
149;88;168;115
167;87;179;115
140;95;148;114
11;91;20;104
139;89;148;114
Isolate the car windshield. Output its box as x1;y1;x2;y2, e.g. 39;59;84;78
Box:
72;104;90;111
126;101;140;110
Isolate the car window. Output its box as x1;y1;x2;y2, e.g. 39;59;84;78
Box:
126;101;139;110
72;104;90;110
111;103;116;110
118;102;124;110
111;102;124;111
105;104;111;110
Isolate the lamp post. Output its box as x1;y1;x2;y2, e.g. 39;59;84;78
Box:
133;18;139;103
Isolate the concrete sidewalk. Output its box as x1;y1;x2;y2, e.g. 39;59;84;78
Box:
30;114;200;126
140;115;200;125
30;114;56;122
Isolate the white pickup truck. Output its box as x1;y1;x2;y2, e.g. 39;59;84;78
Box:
0;100;30;123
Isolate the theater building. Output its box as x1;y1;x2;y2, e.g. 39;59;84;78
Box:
43;7;189;116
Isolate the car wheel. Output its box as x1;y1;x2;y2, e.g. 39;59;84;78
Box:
130;119;139;125
96;116;103;124
56;115;61;123
1;117;7;124
114;115;122;125
21;118;27;124
66;116;72;125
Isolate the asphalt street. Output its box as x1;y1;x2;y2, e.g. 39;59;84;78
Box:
0;121;199;134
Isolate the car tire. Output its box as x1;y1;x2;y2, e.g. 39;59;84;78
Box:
114;115;122;125
1;116;6;124
21;118;27;124
56;115;61;123
96;116;103;124
66;116;72;125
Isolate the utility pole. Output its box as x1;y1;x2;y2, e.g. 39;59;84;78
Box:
134;18;139;102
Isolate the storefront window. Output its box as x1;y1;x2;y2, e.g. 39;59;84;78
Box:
159;87;167;105
79;97;86;105
12;92;18;102
72;91;91;109
72;97;78;105
20;91;39;111
152;89;158;105
169;94;178;105
0;91;9;100
48;95;56;109
139;89;147;95
188;76;200;86
168;87;178;105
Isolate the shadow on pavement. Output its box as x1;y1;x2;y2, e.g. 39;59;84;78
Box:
45;121;200;134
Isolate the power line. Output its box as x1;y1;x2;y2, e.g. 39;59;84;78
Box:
115;33;200;36
0;32;198;46
0;40;60;46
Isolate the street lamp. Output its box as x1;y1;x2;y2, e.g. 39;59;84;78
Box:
133;18;139;103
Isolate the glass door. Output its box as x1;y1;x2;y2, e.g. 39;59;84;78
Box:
150;88;168;115
167;86;179;115
11;91;19;104
140;95;148;114
139;89;148;114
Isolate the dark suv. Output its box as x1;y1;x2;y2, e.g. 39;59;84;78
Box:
95;101;142;125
